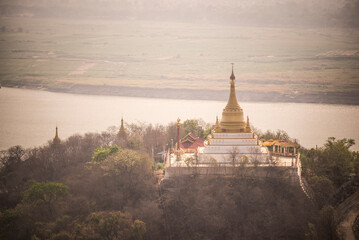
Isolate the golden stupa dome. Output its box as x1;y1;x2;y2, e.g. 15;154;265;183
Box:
218;66;246;133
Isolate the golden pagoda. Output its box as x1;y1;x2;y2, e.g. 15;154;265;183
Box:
217;65;248;133
53;126;61;145
197;65;269;164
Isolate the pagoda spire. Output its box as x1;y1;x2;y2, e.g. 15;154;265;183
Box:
117;117;128;147
53;126;61;145
214;116;220;131
120;117;125;132
245;116;252;132
225;63;240;109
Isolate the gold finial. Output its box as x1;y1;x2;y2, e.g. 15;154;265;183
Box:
230;63;235;81
216;116;219;125
177;117;181;126
247;116;249;125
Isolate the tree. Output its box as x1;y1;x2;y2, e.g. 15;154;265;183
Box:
81;211;146;240
0;145;25;173
183;119;200;136
143;124;167;157
260;129;291;141
308;176;334;208
249;147;262;167
321;137;354;186
239;155;249;168
305;223;318;240
228;147;241;167
319;205;338;240
101;149;155;204
184;156;195;167
301;137;356;187
92;145;120;163
22;181;69;217
182;119;211;139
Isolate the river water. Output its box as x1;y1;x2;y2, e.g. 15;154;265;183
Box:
1;87;358;151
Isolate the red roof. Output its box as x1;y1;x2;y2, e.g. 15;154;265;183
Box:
178;132;204;150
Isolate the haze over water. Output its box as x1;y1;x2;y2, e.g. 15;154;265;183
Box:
1;87;358;151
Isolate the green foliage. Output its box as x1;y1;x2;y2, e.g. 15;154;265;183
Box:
239;155;249;168
319;205;338;240
23;181;69;206
353;215;359;240
322;138;354;185
100;149;155;204
305;223;318;240
155;162;165;170
0;145;25;173
308;176;334;208
91;145;120;163
0;209;22;239
182;119;211;139
260;129;291;141
85;211;146;240
22;181;69;217
353;151;359;177
161;176;314;240
133;219;147;239
102;149;146;174
50;231;72;240
184;157;196;167
183;119;200;136
301;137;356;187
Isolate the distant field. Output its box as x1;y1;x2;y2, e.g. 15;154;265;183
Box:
0;17;359;104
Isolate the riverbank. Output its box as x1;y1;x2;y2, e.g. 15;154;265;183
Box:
3;83;359;105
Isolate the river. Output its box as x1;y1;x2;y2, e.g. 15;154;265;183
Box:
1;87;358;151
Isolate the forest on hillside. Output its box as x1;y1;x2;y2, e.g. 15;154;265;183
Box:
0;120;358;239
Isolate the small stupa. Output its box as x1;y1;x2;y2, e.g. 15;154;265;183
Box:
53;126;61;145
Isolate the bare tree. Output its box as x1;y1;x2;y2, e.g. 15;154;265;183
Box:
239;155;249;168
249;147;262;167
228;147;241;167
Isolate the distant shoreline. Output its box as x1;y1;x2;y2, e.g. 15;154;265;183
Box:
2;83;359;105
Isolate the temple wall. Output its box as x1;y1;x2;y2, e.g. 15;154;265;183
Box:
198;152;269;163
213;133;254;138
209;138;257;145
202;145;262;153
164;166;301;185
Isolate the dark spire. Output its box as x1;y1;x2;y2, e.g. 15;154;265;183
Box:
230;63;235;81
53;126;61;145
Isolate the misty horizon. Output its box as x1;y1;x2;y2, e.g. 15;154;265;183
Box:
1;0;359;27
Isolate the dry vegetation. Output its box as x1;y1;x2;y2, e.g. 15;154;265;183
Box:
0;120;358;239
